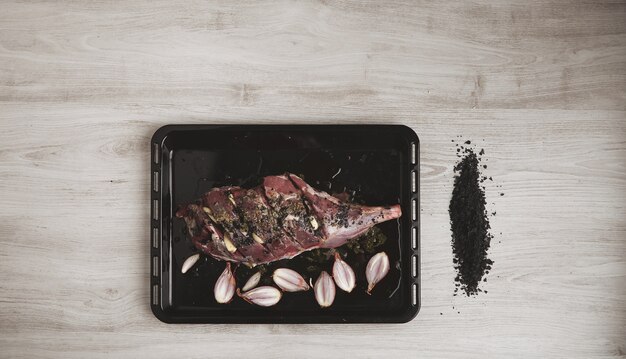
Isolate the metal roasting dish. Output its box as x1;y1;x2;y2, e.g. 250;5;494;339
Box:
150;125;420;323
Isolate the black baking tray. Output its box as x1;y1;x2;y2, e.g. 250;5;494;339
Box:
150;124;420;323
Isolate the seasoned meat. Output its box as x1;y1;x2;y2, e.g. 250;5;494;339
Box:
176;173;401;265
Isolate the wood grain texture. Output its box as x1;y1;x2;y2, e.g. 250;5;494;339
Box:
0;0;625;358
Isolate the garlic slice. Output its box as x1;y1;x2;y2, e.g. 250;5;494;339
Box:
237;286;282;307
214;262;236;304
272;268;310;292
252;232;264;244
242;271;261;292
332;252;355;293
366;252;390;294
223;232;237;253
181;253;200;274
313;271;335;308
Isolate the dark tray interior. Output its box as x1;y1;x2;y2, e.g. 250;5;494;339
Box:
150;125;420;323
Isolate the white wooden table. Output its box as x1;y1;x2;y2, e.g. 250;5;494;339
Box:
1;1;625;357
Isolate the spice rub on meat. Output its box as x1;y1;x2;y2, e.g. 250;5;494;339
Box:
176;173;401;266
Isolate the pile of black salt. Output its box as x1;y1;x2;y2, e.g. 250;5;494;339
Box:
449;143;493;296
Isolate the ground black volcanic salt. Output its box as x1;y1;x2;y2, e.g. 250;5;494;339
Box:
449;146;493;296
